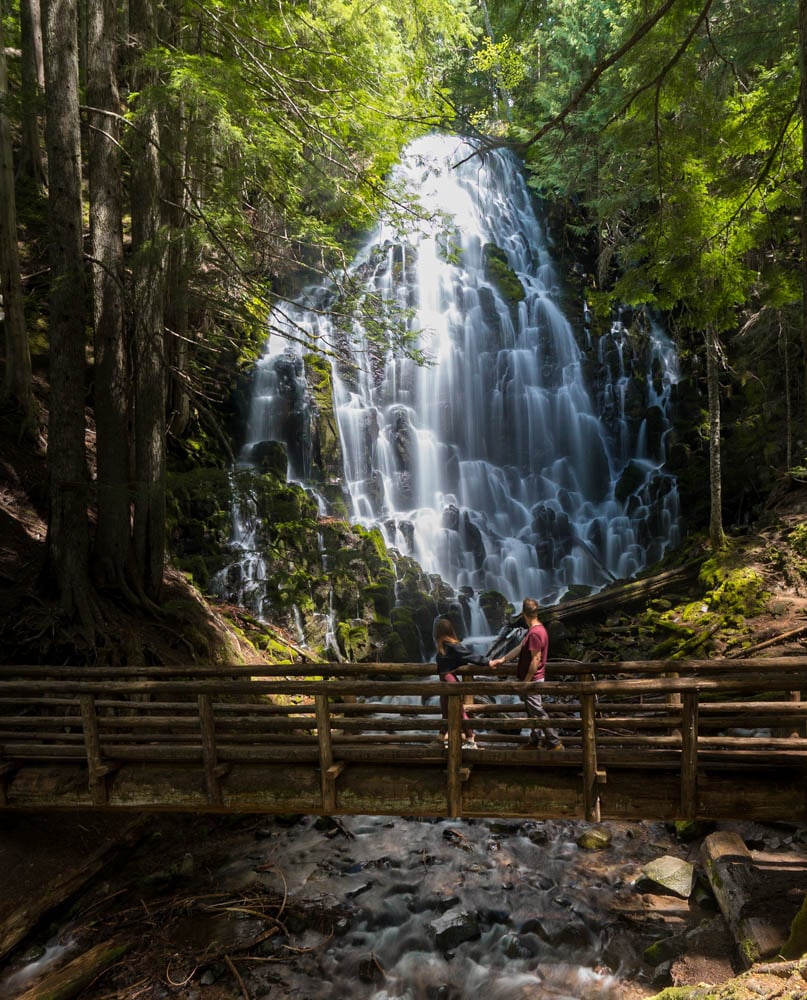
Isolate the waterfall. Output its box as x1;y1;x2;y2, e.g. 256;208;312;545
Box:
245;134;681;608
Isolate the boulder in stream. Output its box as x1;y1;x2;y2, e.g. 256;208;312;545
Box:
637;855;695;899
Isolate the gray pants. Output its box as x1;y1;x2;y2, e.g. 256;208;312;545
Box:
523;686;561;747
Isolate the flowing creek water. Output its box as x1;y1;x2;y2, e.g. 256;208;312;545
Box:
0;811;735;999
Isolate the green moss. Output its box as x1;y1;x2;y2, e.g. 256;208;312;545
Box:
362;582;394;619
482;242;525;303
643;936;682;965
698;556;769;626
789;523;807;559
337;620;370;660
781;891;807;959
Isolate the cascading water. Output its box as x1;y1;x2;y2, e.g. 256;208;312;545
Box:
246;134;681;609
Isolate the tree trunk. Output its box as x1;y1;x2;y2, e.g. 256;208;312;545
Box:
87;0;132;595
0;0;37;434
705;324;726;551
42;0;92;626
801;0;807;429
160;0;191;440
129;0;166;602
18;0;47;190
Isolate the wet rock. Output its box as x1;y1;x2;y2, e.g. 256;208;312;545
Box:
577;825;613;850
638;855;695;898
357;954;385;983
345;881;373;899
429;906;481;950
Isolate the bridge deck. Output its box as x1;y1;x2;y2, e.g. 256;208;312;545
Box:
1;657;806;821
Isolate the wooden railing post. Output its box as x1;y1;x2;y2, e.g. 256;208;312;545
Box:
80;694;109;806
446;692;463;818
315;694;343;813
581;693;600;822
680;690;699;820
198;694;223;806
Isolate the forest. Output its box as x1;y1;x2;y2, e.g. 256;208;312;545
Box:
0;0;804;665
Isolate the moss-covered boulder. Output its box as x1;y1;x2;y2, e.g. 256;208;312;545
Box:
482;242;525;308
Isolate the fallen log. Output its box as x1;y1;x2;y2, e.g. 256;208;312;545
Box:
728;621;807;658
542;558;704;625
700;830;785;967
0;818;149;962
14;938;131;1000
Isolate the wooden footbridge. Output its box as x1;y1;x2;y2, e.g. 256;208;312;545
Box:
1;657;807;823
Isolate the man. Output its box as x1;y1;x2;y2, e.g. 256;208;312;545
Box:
491;597;563;750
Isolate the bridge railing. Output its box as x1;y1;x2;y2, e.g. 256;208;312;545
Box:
1;658;806;819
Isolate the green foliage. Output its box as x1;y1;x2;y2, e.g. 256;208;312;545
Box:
790;524;807;559
474;0;800;339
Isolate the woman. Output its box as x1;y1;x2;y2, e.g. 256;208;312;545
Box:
434;617;490;749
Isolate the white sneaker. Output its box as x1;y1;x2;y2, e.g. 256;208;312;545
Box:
462;739;478;750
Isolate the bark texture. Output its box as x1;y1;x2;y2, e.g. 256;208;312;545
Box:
42;0;92;623
88;0;132;594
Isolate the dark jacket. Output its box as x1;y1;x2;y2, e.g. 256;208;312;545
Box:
436;641;489;677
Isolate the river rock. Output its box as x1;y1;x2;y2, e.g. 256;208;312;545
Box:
638;855;695;898
577;825;613;850
429;906;480;950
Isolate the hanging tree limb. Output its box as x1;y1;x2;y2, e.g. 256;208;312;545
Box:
517;0;683;152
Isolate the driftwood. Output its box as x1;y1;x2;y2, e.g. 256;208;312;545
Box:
0;819;149;962
14;938;131;1000
700;830;785;967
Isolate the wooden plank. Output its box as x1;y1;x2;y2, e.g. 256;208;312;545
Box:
315;694;337;812
198;694;222;806
581;693;599;822
79;694;108;806
446;695;463;818
680;690;698;820
1;671;807;699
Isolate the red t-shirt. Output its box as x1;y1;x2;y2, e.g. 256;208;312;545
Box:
516;623;548;681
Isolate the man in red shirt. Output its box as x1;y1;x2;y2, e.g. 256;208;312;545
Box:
491;597;563;750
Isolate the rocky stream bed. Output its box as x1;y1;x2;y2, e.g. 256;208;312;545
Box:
3;811;807;1000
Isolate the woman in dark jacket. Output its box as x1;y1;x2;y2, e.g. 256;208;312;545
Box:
434;617;489;749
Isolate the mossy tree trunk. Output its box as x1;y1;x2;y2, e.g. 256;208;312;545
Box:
129;0;167;602
706;323;726;552
18;0;47;191
88;0;133;597
42;0;94;628
0;1;36;435
800;0;807;431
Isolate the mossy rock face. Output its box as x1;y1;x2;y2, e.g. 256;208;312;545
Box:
246;440;288;480
389;605;425;662
336;619;371;661
699;557;770;626
482;242;525;307
303;352;344;484
479;590;513;633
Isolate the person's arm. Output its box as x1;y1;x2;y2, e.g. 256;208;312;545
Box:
523;648;542;682
490;636;525;669
453;642;489;671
